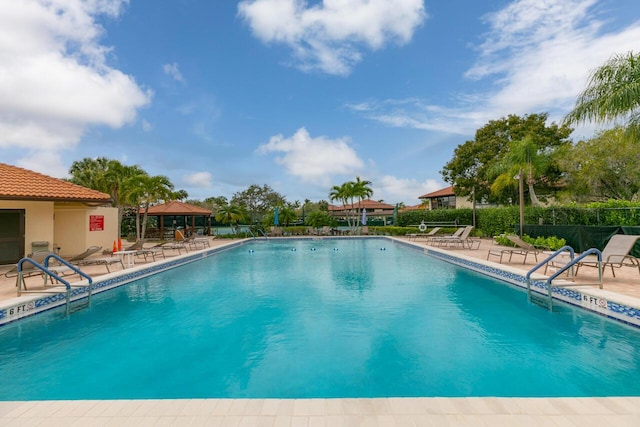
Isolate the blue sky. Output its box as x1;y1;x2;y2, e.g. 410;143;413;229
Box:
1;0;639;205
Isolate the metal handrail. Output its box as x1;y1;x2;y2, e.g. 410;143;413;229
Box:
526;246;602;311
17;255;93;316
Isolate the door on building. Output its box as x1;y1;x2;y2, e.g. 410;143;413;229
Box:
0;209;25;264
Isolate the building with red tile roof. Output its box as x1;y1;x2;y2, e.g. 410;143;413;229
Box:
417;185;472;210
0;163;117;264
0;163;112;203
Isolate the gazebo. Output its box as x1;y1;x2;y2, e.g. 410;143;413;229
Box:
142;201;212;238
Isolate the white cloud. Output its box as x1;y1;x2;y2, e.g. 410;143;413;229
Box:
374;175;442;205
162;62;186;83
348;0;640;135
257;127;364;185
0;0;151;175
238;0;426;75
184;171;213;188
141;120;153;132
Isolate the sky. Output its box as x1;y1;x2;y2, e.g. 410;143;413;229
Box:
1;0;640;206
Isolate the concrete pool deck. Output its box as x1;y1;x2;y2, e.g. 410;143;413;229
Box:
1;235;640;425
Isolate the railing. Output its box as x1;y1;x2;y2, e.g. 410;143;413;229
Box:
17;254;93;316
526;246;602;311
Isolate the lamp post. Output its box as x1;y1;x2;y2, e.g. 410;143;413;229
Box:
517;168;524;237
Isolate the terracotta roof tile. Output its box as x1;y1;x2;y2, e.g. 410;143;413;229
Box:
419;185;454;199
143;200;212;215
0;163;112;203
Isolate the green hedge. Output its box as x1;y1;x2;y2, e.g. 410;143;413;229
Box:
397;202;640;238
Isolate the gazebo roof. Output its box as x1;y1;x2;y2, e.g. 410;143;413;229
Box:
143;200;212;215
0;162;112;203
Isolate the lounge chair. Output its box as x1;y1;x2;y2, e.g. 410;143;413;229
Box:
575;234;640;277
73;245;125;273
429;226;467;246
4;250;74;289
487;235;541;264
408;227;441;241
136;241;167;262
431;226;480;249
67;245;102;262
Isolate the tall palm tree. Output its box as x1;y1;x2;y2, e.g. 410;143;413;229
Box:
329;182;354;229
564;51;640;138
126;175;174;240
352;177;373;231
489;136;545;206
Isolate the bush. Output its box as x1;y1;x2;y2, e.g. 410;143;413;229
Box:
494;234;566;250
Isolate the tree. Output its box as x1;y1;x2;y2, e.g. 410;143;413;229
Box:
558;127;640;201
305;210;335;228
126;174;174;240
329;181;354;228
231;184;286;224
215;204;247;234
171;189;189;201
68;158;147;237
489;136;548;206
441;113;572;205
564;51;640;138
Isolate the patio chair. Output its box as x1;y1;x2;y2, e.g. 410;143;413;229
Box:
431;226;480;249
409;227;441;241
67;245;102;262
428;226;467;247
4;250;74;289
136;241;167;262
575;234;640;277
487;235;541;264
73;245;125;273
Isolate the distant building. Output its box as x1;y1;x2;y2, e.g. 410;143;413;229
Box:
418;186;473;210
328;199;395;219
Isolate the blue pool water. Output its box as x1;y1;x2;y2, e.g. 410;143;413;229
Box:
1;238;640;400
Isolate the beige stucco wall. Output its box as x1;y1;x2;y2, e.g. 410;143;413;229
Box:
0;201;117;259
0;200;54;254
53;204;118;257
455;196;473;209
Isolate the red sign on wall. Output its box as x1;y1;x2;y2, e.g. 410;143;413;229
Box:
89;215;104;231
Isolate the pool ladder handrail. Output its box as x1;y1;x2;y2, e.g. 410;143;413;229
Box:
17;254;93;316
526;246;602;311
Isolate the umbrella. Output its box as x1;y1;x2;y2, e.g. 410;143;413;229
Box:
361;208;367;225
274;207;279;226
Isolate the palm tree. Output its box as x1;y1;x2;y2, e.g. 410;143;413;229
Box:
564;51;640;138
489;136;545;206
215;204;246;234
126;175;174;240
352;177;373;232
68;158;147;237
329;182;353;229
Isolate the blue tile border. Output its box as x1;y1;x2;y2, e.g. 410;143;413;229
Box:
2;237;640;329
0;241;245;326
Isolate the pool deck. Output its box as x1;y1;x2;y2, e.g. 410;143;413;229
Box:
1;236;640;426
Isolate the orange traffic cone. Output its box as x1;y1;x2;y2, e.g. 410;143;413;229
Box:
112;240;118;253
118;238;122;251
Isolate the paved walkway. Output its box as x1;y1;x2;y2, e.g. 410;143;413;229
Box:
1;236;640;425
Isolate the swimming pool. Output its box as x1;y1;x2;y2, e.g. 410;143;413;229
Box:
1;238;640;400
